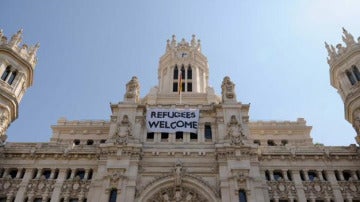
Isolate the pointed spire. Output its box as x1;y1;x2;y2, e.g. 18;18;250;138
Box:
29;42;40;57
10;28;23;47
171;35;176;47
166;39;170;51
0;29;3;45
342;27;355;47
325;42;331;56
191;34;196;47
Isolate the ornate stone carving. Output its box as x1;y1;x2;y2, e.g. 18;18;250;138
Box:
147;186;208;202
0;110;9;144
124;76;140;103
173;160;185;186
352;109;360;135
267;181;297;199
226;115;246;145
110;115;132;144
221;76;236;102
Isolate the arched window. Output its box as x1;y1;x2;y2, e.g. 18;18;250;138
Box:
173;66;178;79
181;65;185;79
1;66;11;81
205;123;212;140
346;70;356;85
7;71;16;85
353;65;360;81
239;189;247;202
109;189;117;202
173;66;179;92
187;65;192;79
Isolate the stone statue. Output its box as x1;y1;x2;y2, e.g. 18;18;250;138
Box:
124;76;140;103
226;115;245;145
174;160;183;186
221;76;236;102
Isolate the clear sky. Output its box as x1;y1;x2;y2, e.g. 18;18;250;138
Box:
1;0;360;145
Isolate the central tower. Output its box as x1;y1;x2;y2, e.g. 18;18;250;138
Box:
145;35;220;105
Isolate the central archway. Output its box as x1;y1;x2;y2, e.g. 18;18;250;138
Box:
136;175;220;202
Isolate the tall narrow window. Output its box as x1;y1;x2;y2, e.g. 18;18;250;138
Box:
1;66;11;81
353;65;360;81
205;123;212;140
109;189;117;202
187;66;192;79
239;190;247;202
346;70;356;85
181;65;185;79
88;169;93;180
7;71;16;85
173;82;178;92
187;82;192;92
265;170;270;181
173;66;178;79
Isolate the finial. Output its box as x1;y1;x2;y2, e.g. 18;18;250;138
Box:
325;42;332;56
191;34;196;46
29;42;40;58
10;28;23;47
166;39;170;51
171;35;176;47
342;27;355;47
197;39;201;51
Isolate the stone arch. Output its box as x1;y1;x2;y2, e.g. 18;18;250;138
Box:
136;175;220;202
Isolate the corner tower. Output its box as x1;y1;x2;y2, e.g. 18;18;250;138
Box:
145;35;220;105
0;29;39;143
326;28;360;144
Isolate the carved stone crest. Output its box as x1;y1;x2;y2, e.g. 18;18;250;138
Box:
110;115;132;144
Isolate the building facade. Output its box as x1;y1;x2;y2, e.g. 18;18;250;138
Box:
0;30;359;202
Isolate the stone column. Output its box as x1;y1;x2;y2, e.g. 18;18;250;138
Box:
351;171;358;180
326;170;344;202
303;170;309;181
50;168;67;202
317;170;323;181
292;169;306;202
283;170;288;181
49;169;55;179
14;168;32;202
35;168;42;179
15;168;22;179
84;169;89;180
269;170;274;181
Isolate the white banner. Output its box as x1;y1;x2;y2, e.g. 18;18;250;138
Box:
146;108;199;133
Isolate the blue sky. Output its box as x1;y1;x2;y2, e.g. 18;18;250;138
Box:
1;0;360;145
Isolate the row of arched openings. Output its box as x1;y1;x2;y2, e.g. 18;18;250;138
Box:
1;65;17;85
173;64;192;92
346;65;360;85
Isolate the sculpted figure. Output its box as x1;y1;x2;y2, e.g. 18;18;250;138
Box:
125;76;140;102
221;76;236;101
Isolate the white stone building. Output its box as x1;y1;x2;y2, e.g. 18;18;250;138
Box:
0;29;359;202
